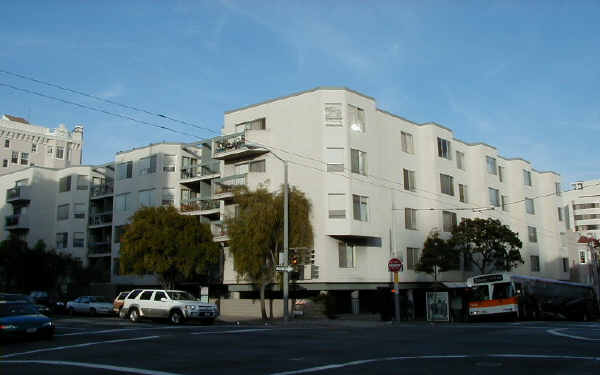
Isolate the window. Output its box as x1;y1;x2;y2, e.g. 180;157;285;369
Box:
114;226;126;243
442;211;457;232
401;132;414;154
11;151;18;164
574;214;600;220
20;152;29;165
59;175;72;192
557;207;563;221
137;155;157;175
73;232;84;248
328;193;346;219
117;161;133;180
437;137;451;159
348;105;365;132
140;291;153;301
162;188;175;206
234;163;249;175
555;183;561;196
492;282;514;299
139;189;155;207
4;139;9;148
350;149;367;175
76;175;88;190
459;184;468;203
249;160;266;172
562;257;569;273
525;198;535;214
163;155;176;172
530;255;540;272
576;225;600;231
405;208;417;230
154;291;167;301
235;118;266;132
325;103;343;126
523;170;532;186
326;147;344;172
403;169;416;191
55;146;64;159
498;166;504;182
56;233;68;249
48;146;53;155
352;195;368;221
488;188;500;207
440;174;454;196
57;204;69;221
407;247;420;270
528;226;538;243
501;195;508;211
456;151;465;170
2;159;7;168
579;250;586;264
575;182;583;190
116;193;131;212
486;156;497;175
573;203;600;210
73;203;86;219
338;242;354;268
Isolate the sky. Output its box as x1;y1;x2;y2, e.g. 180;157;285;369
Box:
0;0;598;186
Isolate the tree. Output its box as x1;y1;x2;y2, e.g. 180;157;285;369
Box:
415;231;460;280
226;186;313;320
120;206;220;289
449;218;523;275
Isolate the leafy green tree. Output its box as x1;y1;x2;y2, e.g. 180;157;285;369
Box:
449;218;523;274
415;231;460;280
120;206;221;289
226;186;313;320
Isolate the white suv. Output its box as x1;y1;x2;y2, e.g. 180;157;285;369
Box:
121;289;218;325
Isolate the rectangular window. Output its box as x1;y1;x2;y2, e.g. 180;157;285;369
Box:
55;146;64;159
437;137;451;159
528;226;538;243
440;174;454;196
523;170;532;186
555;182;561;196
48;146;53;155
486;156;497;175
138;189;155;207
116;193;131;212
456;151;465;170
59;175;72;192
137;155;157;175
20;152;29;165
442;211;457;232
498;166;504;182
407;247;420;270
118;161;133;180
348;105;365;132
352;195;368;221
459;184;468;203
163;155;176;172
326;147;344;172
328;193;346;219
525;198;535;214
77;175;89;190
114;226;126;244
73;232;85;248
405;208;417;230
501;195;508;211
338;242;354;268
403;169;416;191
530;255;540;272
350;149;367;175
162;188;175;206
557;207;563;221
11;151;18;164
401;131;414;154
488;188;500;207
57;204;70;221
2;159;7;167
562;257;569;273
56;233;68;249
73;203;86;219
249;160;266;172
579;250;586;264
234;163;249;175
4;139;9;148
236;118;266;132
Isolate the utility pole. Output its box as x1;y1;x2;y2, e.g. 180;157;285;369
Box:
283;160;289;322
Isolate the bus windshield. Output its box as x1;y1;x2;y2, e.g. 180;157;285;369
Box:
469;285;490;302
492;282;514;299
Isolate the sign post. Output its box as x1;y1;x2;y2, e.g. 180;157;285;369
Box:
388;258;403;322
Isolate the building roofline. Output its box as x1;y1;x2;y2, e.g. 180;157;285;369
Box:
116;141;205;155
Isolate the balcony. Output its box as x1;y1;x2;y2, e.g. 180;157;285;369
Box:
213;174;247;199
89;212;113;227
88;241;111;256
180;199;220;214
212;132;268;160
90;184;114;198
5;214;29;230
180;161;221;181
6;186;31;203
211;221;229;242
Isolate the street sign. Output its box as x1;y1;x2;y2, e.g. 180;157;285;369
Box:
388;258;403;272
276;266;294;272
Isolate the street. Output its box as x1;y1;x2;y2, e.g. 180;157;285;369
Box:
1;317;599;374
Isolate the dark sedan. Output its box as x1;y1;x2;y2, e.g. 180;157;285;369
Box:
0;301;54;340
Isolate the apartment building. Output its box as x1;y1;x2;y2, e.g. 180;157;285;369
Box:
213;87;568;303
0;114;83;175
563;179;600;239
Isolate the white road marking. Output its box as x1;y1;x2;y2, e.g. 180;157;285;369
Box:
0;335;160;358
55;325;196;336
546;328;600;342
191;328;271;335
2;360;183;375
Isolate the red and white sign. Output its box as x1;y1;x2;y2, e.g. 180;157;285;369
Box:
388;258;403;273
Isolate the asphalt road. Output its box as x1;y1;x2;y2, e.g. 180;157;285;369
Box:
1;316;599;375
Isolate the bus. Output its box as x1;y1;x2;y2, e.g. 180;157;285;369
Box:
465;273;598;321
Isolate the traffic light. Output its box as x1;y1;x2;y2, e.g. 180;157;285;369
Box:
289;248;298;266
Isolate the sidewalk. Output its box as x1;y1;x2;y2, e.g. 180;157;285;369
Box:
217;313;411;328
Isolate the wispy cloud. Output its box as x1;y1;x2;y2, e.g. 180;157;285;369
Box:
96;83;124;99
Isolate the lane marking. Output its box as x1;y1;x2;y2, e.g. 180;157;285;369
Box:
192;328;272;335
1;360;183;375
55;325;197;336
547;328;600;342
0;335;159;358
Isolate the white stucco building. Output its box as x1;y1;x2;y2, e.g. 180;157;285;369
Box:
563;179;600;239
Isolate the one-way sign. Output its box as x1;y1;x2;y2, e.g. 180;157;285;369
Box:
275;266;294;272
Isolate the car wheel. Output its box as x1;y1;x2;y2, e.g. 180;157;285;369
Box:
129;308;140;323
169;310;183;325
89;308;96;316
119;308;127;319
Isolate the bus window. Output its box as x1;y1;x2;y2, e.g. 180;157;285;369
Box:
470;285;490;301
492;282;513;299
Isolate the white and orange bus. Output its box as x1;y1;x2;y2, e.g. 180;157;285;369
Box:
466;273;598;321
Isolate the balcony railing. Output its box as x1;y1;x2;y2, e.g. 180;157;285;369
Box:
211;221;228;238
89;212;113;226
180;199;220;212
6;186;31;203
88;241;111;255
91;184;114;198
181;161;220;180
5;214;29;229
213;174;247;196
214;132;246;155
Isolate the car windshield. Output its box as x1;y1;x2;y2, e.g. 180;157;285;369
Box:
89;296;110;303
0;302;39;317
167;291;196;301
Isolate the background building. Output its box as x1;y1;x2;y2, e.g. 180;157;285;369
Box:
563;179;600;239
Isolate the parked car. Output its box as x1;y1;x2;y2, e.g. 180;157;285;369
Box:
0;294;54;340
66;296;114;316
121;289;218;325
113;291;130;315
24;296;51;316
29;291;49;306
